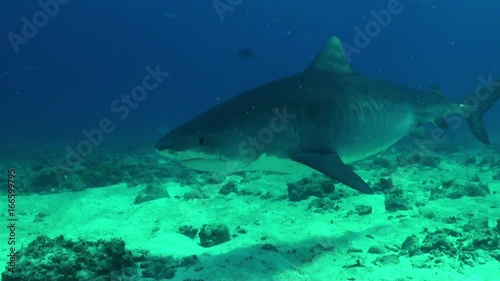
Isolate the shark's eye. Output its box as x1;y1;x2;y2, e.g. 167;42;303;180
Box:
198;138;206;145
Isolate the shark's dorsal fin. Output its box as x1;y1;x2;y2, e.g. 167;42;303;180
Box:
308;36;355;75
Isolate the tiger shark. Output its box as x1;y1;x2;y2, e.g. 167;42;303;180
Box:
155;36;499;194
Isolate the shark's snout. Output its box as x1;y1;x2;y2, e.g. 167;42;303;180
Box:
155;130;185;152
154;134;185;161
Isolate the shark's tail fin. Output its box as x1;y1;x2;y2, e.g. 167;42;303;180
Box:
464;79;500;145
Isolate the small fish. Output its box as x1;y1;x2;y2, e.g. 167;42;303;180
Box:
236;48;256;59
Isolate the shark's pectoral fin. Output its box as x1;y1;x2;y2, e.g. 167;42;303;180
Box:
292;152;374;194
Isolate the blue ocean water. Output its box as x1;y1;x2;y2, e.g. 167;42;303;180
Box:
1;1;500;280
2;1;499;146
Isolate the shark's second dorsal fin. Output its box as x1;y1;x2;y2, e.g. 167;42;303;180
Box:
308;36;354;75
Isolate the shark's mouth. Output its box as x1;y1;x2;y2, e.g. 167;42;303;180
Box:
157;148;316;175
156;149;236;172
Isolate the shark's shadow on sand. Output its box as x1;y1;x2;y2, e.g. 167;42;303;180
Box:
176;230;377;280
